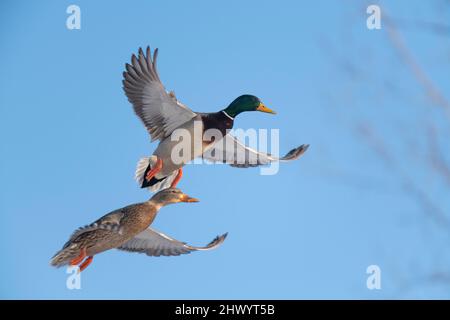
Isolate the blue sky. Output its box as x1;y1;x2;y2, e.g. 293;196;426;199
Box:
1;0;449;299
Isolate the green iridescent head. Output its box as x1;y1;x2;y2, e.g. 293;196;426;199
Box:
223;95;276;118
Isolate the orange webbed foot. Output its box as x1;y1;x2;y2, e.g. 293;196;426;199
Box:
170;168;183;188
70;248;86;266
78;256;94;273
145;157;163;182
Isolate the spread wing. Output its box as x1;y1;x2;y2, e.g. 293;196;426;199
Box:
117;228;228;257
65;210;126;248
203;134;309;168
122;46;197;142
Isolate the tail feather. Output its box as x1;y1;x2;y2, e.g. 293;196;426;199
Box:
135;156;154;187
134;156;179;192
50;243;80;268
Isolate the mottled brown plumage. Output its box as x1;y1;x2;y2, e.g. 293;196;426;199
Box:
51;189;227;271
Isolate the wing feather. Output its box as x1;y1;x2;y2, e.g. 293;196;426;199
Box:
64;210;126;248
123;46;197;142
203;134;309;168
118;228;227;257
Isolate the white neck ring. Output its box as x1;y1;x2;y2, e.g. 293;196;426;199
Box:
222;110;234;120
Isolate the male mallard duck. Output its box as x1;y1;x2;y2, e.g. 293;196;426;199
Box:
123;47;309;191
50;189;227;272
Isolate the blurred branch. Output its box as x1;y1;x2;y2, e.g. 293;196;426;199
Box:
356;122;450;228
392;19;450;37
427;124;450;186
320;1;450;297
384;12;450;120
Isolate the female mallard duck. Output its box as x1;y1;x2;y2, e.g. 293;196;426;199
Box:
50;189;227;272
123;46;309;191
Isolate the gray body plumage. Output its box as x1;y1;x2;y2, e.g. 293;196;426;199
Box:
123;47;309;191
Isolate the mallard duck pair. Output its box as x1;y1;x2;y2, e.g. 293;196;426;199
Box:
51;47;308;272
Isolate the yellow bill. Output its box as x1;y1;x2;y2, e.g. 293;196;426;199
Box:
256;102;276;114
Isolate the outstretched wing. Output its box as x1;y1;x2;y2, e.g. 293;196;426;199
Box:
117;228;228;257
122;46;197;142
65;210;127;247
203;134;309;168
